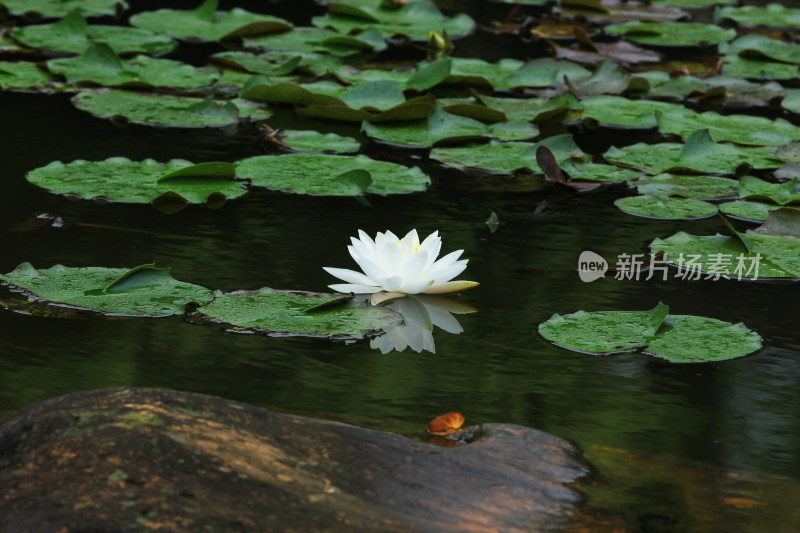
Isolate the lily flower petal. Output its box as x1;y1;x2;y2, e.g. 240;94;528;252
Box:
423;280;480;294
329;283;382;294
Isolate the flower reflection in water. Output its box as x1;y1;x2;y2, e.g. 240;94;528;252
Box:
368;295;477;354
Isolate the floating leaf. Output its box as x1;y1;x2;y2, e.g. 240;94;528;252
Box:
10;11;176;56
558;0;688;24
615;195;718;220
719;200;783;222
539;302;761;362
311;1;475;42
749;208;800;237
361;106;489;147
129;0;292;41
0;263;214;317
47;43;217;88
604;22;735;47
631;173;738;199
566;58;649;97
554;40;662;66
479;94;580;123
26;157;247;207
574;95;683;129
275;131;361;153
0;60;57;91
0;0;128;17
738;176;800;205
71;89;270;128
428;412;465;436
720;34;800;65
211;50;337;78
431;135;582;174
235;153;428;195
715;4;800;28
604;130;782;174
721;55;800;80
656;107;800;146
191;288;402;339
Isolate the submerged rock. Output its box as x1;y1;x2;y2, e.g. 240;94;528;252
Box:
0;387;591;532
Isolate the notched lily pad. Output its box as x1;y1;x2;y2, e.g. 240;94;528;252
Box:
631;173;738;199
191;287;402;339
235;153;429;196
0;263;214;317
269;130;361;153
71;89;271;128
739;176;800;205
26;157;247;208
129;0;293;41
615;195;718;220
539;302;761;363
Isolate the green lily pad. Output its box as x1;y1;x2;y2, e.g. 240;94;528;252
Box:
566;58;649;97
0;60;58;91
361;106;489;147
71;89;271;128
604;129;782;174
0;263;214;317
651;0;734;6
604;21;735;47
643;315;762;363
129;0;292;41
0;0;127;17
720;34;800;65
47;43;217;88
749;208;800;237
739;176;800;205
311;1;475;42
539;302;760;362
574;95;683;129
504;58;592;89
539;302;670;355
650;231;798;279
721;55;800;80
26;157;248;207
276;131;361;153
782;88;800;115
615;195;718;219
10;11;176;56
719;200;783;222
235;153;429;195
715;4;800;28
211;50;336;78
479;94;581;122
192;288;402;339
558;0;688;24
656;107;800;146
243;26;373;55
560;161;642;182
631;173;738;199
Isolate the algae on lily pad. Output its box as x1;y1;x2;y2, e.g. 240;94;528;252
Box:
631;174;738;199
235;153;429;196
615;195;718;220
604;21;735;47
0;263;214;317
71;89;271;128
603;129;782;174
26;157;248;207
10;11;176;56
539;301;761;363
0;0;127;17
192;287;402;339
129;0;292;41
47;43;218;88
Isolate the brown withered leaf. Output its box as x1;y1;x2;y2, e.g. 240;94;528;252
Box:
535;146;601;191
428;412;465;436
554;40;660;66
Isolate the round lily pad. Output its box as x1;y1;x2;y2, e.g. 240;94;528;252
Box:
615;195;718;220
71;89;271;128
631;174;739;199
26;157;248;207
719;200;787;222
0;263;214;317
235;153;429;196
539;302;761;363
192;288;402;339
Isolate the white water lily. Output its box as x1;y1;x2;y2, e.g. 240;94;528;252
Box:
323;229;478;295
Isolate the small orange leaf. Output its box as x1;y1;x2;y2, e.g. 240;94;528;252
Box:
428;412;465;436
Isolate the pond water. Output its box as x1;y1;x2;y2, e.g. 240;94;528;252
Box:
1;0;800;530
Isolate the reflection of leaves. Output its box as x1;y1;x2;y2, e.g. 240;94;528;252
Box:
428;412;465;436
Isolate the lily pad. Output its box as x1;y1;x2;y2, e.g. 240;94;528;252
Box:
615;195;718;220
720;34;800;65
631;173;738;199
565;58;649;97
235;153;429;195
478;94;580;122
715;4;800;28
651;0;734;6
0;263;214;317
192;288;402;339
243;26;376;55
129;0;292;41
573;95;683;129
539;302;760;362
604;130;782;174
275;131;361;153
361;106;489;147
719;200;784;222
10;11;176;56
71;89;271;128
0;0;128;17
604;21;735;47
26;157;248;207
211;50;339;78
721;55;800;81
47;43;217;88
311;1;475;42
656;107;800;146
739;176;800;205
0;60;58;91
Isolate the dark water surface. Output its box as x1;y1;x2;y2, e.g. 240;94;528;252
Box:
2;1;800;529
